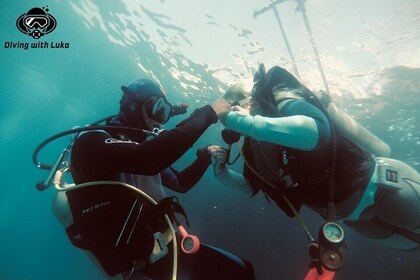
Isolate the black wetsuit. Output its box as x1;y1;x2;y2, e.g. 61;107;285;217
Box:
68;105;255;280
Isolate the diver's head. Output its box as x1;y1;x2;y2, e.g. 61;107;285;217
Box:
222;78;253;110
250;66;305;117
118;78;172;130
272;86;305;105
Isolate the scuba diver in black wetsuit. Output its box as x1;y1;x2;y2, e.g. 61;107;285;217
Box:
49;78;255;280
208;65;419;274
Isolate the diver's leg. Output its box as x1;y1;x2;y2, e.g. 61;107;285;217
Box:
176;243;255;280
370;158;420;229
129;240;255;280
346;158;420;250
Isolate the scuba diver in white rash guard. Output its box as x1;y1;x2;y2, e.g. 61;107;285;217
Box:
48;78;255;280
209;65;420;258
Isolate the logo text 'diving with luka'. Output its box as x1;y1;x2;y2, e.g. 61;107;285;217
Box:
4;41;69;50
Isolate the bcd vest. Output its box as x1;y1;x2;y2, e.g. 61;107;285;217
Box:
244;66;370;217
65;129;177;276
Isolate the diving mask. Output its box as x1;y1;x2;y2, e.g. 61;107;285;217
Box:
121;85;173;124
151;96;172;124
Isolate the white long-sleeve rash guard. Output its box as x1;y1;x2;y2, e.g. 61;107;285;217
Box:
215;99;331;196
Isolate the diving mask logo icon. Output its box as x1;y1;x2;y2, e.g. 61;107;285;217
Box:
16;7;57;39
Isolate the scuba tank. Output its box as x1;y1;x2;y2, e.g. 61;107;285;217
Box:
310;90;391;157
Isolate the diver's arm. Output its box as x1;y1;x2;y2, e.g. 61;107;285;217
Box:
214;165;254;196
161;148;212;193
209;146;253;196
224;100;330;150
225;113;318;150
77;105;217;175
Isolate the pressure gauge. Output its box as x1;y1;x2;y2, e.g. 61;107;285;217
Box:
317;221;346;271
322;222;344;243
178;225;200;254
182;235;199;253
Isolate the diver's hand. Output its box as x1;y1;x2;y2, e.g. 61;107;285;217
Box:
211;99;231;124
196;146;211;164
231;105;249;115
207;145;228;176
171;103;189;116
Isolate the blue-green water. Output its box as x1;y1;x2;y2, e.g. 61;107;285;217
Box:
1;1;419;279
